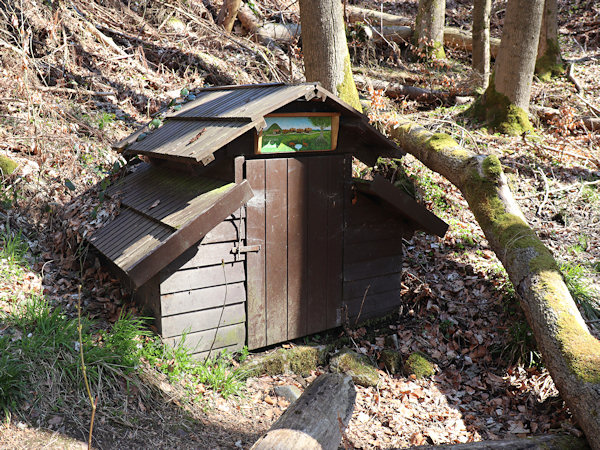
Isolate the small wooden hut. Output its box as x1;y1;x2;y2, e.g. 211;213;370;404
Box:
90;82;447;359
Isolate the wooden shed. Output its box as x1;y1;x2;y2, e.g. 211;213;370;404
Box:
90;82;448;359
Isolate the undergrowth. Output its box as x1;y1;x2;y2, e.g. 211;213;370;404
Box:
0;227;246;422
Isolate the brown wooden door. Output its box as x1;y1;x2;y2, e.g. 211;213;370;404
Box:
245;155;345;349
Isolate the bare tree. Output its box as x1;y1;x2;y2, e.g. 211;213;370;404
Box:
472;0;544;135
535;0;564;80
298;0;362;111
413;0;446;59
472;0;492;89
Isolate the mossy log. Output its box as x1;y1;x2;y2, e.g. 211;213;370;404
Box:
387;117;600;449
251;373;356;450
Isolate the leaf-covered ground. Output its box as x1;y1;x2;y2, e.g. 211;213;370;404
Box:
0;0;599;448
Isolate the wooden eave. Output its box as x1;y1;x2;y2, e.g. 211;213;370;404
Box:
355;175;448;237
89;163;253;288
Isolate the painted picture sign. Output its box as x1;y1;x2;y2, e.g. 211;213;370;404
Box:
257;113;340;154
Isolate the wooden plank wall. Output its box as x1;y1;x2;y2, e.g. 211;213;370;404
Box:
159;212;247;359
343;192;416;322
246;155;345;349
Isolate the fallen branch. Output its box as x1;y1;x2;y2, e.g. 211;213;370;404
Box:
386;116;600;449
530;104;600;132
252;373;356;450
568;63;584;93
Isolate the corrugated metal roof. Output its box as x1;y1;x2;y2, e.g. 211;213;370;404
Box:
124;83;318;163
89;163;253;287
118;82;398;164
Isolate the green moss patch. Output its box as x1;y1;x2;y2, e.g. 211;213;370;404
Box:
0;155;18;178
330;348;379;387
240;345;320;378
337;54;363;113
535;39;564;82
404;352;435;378
379;349;402;375
468;79;533;136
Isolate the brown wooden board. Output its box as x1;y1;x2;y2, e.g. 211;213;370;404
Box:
245;158;267;349
326;155;345;329
265;158;288;345
343;238;405;264
343;273;403;301
160;261;245;295
343;255;403;282
286;157;308;340
133;275;162;333
344;289;403;321
162;241;245;278
192;343;244;361
306;157;329;335
161;302;246;337
164;322;245;353
161;282;246;317
202;218;245;244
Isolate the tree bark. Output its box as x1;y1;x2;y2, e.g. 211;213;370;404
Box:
217;0;242;33
298;0;362;111
472;0;492;89
354;74;455;104
414;0;446;59
474;0;544;135
385;117;600;450
535;0;563;80
347;5;412;27
251;374;356;450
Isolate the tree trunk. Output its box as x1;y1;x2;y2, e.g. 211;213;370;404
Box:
472;0;492;90
251;374;356;450
217;0;241;33
386;117;600;450
535;0;563;80
298;0;362;111
473;0;544;135
414;0;446;59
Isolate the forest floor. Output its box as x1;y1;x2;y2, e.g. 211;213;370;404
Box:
0;0;599;448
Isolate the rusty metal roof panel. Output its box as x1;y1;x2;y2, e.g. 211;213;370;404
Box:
89;163;251;281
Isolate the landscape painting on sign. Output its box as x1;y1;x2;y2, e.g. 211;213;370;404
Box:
259;115;333;153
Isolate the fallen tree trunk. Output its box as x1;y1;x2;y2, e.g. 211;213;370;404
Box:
354;74;456;104
345;6;501;57
252;373;356;450
408;434;589;449
386;117;600;449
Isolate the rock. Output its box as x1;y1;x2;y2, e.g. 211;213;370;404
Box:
0;155;18;178
379;349;402;374
274;384;302;403
404;352;435;379
240;345;320;377
329;348;379;387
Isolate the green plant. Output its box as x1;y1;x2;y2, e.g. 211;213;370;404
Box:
0;226;28;264
96;112;115;130
501;320;542;367
561;262;600;322
0;337;26;417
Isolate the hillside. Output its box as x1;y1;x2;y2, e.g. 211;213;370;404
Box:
1;0;599;448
